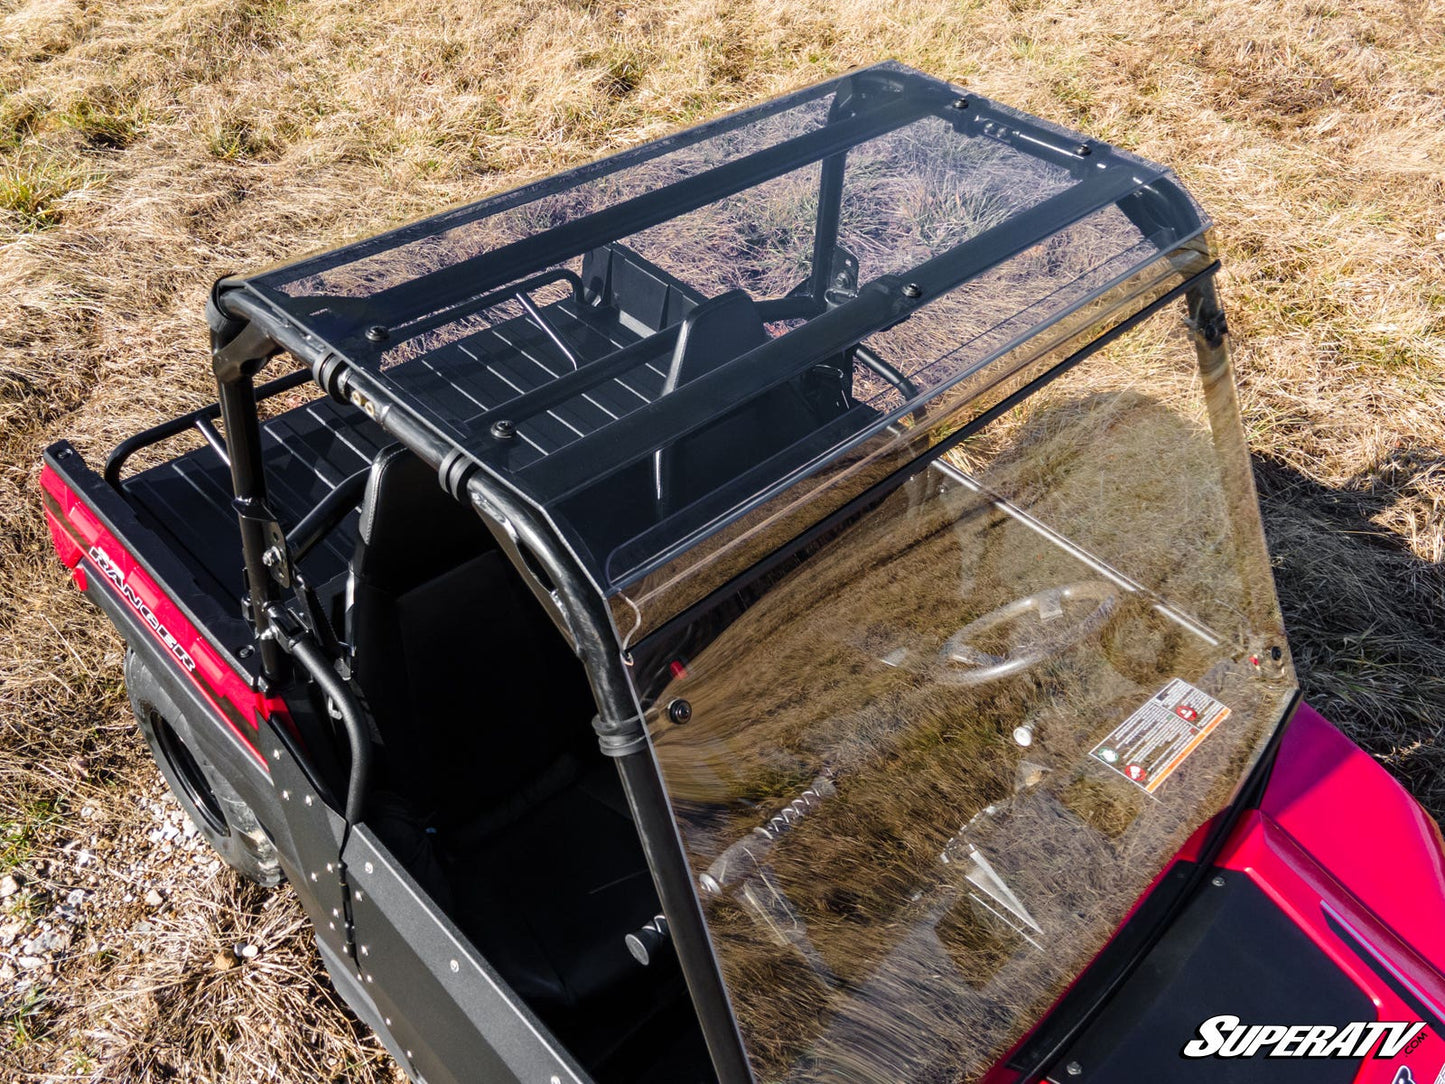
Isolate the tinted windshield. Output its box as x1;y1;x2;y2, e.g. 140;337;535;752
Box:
632;315;1296;1082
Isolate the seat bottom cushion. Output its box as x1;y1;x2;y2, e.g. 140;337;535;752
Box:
443;757;661;1009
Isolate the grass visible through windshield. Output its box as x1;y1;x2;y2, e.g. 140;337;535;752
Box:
648;321;1296;1081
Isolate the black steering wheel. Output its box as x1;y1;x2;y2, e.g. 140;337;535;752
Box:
937;580;1120;686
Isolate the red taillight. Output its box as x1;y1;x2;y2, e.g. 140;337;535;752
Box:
41;466;86;569
45;510;84;568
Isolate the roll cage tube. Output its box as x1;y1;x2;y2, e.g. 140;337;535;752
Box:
206;284;755;1084
208;285;289;686
206;288;374;830
466;477;756;1084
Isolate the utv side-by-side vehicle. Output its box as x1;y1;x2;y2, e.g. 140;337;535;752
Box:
41;63;1445;1083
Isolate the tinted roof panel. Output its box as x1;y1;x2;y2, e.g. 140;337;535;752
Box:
226;62;1212;595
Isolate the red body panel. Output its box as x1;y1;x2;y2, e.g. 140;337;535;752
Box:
982;703;1445;1084
1217;703;1445;1083
40;463;282;768
1257;704;1445;975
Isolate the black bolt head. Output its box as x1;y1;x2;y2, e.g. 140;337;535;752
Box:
365;325;389;342
667;698;693;725
1075;143;1092;157
902;282;923;299
951;97;969;110
490;419;516;440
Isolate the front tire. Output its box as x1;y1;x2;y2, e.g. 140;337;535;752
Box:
125;649;283;887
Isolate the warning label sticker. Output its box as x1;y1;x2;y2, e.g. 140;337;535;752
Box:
1090;678;1230;794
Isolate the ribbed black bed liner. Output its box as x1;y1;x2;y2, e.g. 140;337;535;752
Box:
121;294;656;615
384;293;665;462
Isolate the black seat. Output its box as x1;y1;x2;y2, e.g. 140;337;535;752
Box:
347;446;661;1010
653;289;835;517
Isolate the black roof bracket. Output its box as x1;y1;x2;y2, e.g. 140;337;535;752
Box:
208;279;281;385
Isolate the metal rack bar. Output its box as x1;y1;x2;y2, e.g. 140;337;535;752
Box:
103;367;311;488
193;416;231;468
516;292;581;371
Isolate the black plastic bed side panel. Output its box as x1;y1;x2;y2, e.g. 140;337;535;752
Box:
341;827;592;1084
261;719;353;964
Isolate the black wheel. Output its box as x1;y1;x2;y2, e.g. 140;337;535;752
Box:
126;650;283;887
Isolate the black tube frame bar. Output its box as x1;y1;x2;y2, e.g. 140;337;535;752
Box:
465;477;757;1084
289;466;369;564
216;373;289;683
805;85;852;305
103;366;311;488
849;343;919;401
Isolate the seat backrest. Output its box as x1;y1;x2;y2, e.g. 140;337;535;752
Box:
347;446;594;826
349;444;497;601
651;290;823;517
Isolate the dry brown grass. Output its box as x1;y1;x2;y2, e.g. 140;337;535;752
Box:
0;0;1441;1079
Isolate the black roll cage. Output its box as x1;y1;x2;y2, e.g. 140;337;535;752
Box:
100;63;1245;1084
